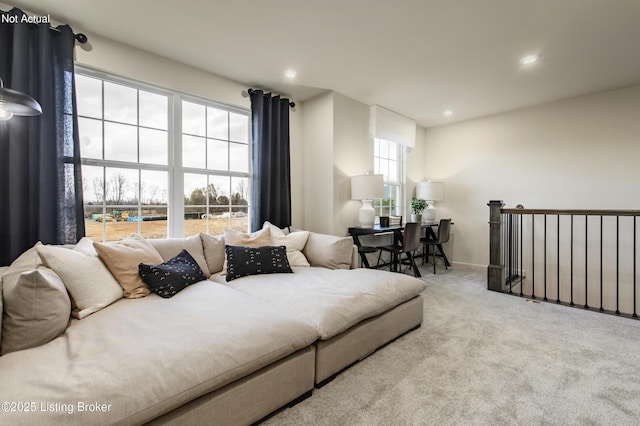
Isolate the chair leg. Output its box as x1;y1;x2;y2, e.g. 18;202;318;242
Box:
408;252;421;278
376;250;383;270
433;244;436;274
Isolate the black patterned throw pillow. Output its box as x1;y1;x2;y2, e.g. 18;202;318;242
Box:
225;245;293;282
138;250;206;298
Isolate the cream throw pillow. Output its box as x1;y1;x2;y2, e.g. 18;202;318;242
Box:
200;233;226;274
149;234;210;278
1;243;72;354
36;238;123;319
94;234;164;298
222;227;272;275
302;232;354;270
1;266;71;355
262;221;310;267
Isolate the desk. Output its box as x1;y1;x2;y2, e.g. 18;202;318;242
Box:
348;222;451;269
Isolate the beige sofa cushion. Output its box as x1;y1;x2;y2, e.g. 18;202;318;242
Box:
219;266;426;340
0;282;318;425
200;233;226;274
263;221;310;267
222;227;271;274
37;238;123;318
94;234;164;298
149;234;210;278
303;232;354;270
1;266;71;355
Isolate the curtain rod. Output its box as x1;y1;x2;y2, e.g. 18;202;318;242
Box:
247;88;295;108
49;26;88;44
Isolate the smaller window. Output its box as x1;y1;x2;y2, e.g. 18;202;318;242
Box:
373;138;403;218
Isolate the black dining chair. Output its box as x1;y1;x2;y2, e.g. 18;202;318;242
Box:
376;222;422;277
421;219;452;274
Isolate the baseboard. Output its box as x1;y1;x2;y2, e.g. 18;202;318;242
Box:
449;261;486;271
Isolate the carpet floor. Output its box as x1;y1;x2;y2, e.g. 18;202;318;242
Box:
264;266;640;425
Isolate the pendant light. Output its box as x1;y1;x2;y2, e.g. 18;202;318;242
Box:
0;77;42;120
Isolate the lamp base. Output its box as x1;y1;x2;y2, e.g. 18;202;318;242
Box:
358;199;376;228
424;205;436;222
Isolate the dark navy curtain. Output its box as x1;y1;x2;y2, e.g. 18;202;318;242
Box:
0;8;84;265
249;89;291;232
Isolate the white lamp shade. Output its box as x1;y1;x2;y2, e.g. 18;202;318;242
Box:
417;181;444;201
351;174;384;200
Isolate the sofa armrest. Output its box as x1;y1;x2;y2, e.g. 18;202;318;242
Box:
0;266;9;278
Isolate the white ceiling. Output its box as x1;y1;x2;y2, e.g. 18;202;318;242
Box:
7;0;640;127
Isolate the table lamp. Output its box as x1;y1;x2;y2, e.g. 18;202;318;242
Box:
417;180;444;222
351;174;384;227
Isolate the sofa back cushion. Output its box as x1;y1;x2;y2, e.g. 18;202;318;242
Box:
148;234;210;278
94;234;164;298
200;233;226;274
37;238;124;318
1;243;72;355
302;233;354;270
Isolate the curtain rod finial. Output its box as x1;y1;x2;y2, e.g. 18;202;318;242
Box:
75;33;88;44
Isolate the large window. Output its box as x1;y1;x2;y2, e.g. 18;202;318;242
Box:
76;70;250;241
182;99;250;237
374;138;403;217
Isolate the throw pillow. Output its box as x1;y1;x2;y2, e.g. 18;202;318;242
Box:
200;233;226;274
139;250;206;298
225;245;293;282
262;221;310;267
302;232;355;270
148;234;210;278
1;266;71;355
1;243;72;354
94;234;164;298
37;238;124;319
221;227;272;275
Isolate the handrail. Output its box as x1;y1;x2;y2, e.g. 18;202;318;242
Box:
489;200;639;319
502;208;640;216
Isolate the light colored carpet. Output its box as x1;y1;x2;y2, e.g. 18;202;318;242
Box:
264;266;640;425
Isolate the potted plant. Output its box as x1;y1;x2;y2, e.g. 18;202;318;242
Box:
410;198;428;223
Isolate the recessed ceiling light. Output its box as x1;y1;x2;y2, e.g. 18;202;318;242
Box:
284;70;297;79
519;54;540;65
443;109;453;117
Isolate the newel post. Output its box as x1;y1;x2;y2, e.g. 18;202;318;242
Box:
487;200;505;292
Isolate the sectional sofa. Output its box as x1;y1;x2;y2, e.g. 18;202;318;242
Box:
0;222;425;425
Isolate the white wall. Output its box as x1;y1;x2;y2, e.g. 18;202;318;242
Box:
424;85;640;268
73;31;305;229
407;126;427;207
332;92;373;236
301;92;334;234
